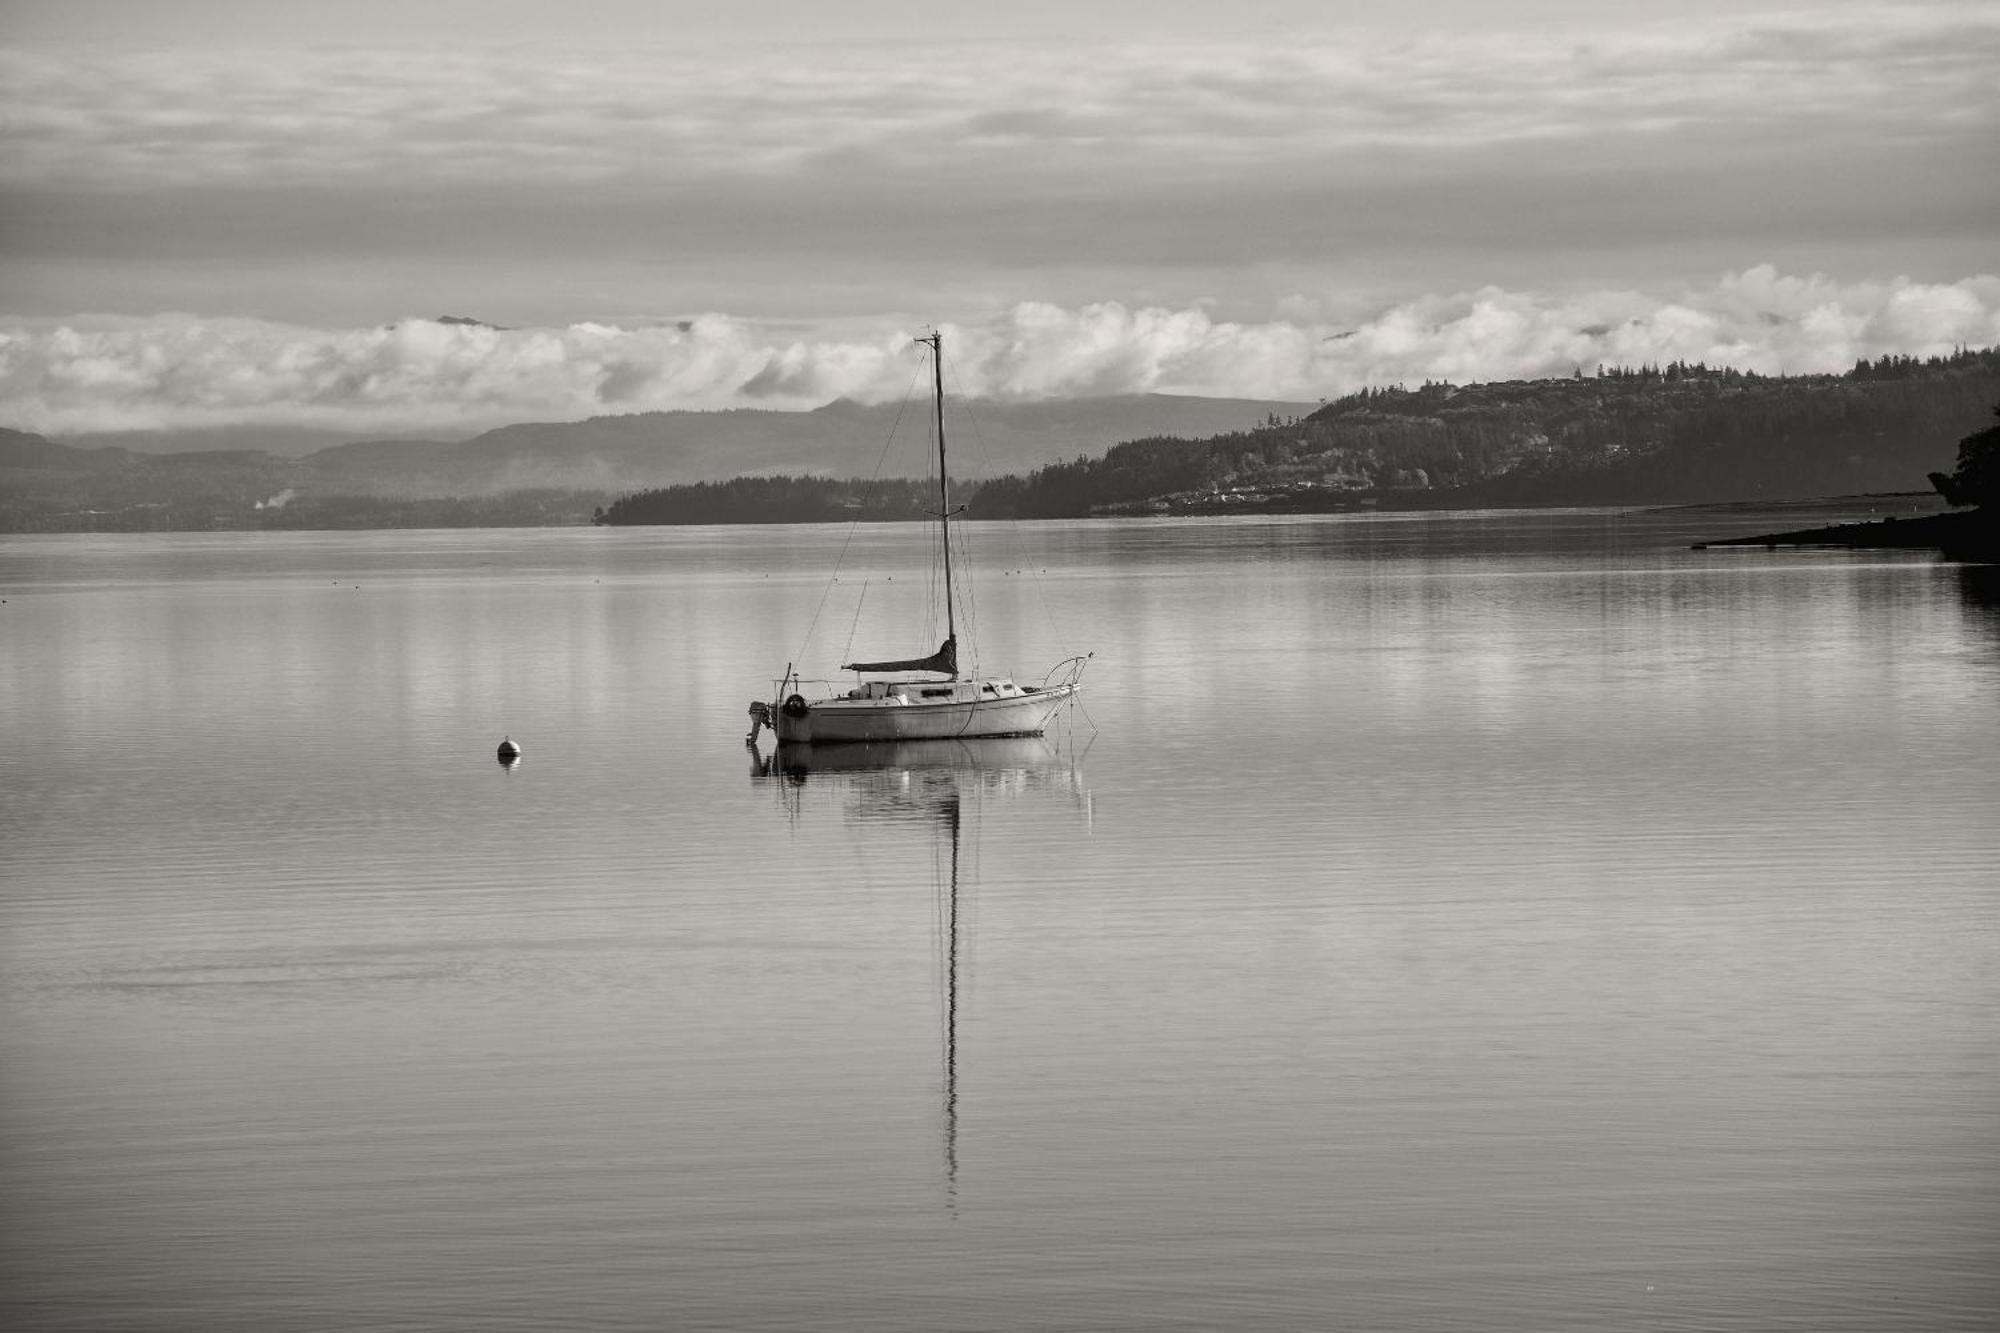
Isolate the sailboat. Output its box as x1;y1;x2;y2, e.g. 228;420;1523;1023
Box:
747;332;1089;746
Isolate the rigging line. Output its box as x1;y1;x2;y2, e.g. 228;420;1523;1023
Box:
841;580;870;666
902;330;948;654
790;357;927;669
934;351;990;673
926;420;944;647
938;354;979;665
924;401;950;658
942;353;1065;666
950;494;979;675
1069;690;1102;737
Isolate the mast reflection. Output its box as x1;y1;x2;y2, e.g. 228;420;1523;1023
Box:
750;735;1089;1212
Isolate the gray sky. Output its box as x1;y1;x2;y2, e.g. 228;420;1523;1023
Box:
1;0;1996;433
0;0;1813;45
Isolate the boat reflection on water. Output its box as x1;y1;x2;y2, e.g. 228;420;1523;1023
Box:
749;735;1090;1211
752;735;1086;811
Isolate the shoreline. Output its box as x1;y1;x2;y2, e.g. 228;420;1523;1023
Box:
1694;508;1997;562
7;492;1983;544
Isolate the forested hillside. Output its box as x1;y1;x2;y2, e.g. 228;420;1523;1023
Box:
969;349;2000;517
592;476;945;526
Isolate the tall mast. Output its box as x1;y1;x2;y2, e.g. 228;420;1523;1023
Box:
930;331;956;647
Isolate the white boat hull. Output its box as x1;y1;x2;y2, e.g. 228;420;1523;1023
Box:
773;681;1079;744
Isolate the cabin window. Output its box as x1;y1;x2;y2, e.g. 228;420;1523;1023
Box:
921;688;952;698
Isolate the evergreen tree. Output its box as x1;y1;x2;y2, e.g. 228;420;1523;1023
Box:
1930;404;2000;508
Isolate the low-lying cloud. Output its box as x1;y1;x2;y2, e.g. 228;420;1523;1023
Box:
5;268;1995;438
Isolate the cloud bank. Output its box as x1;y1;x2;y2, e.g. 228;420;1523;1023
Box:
6;268;1996;437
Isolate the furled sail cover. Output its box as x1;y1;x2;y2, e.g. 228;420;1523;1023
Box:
844;636;958;677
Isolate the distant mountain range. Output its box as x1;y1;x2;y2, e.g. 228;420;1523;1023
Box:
10;352;1999;531
1;395;1315;530
302;394;1317;491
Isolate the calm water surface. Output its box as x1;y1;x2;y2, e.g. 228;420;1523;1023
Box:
4;508;1997;1331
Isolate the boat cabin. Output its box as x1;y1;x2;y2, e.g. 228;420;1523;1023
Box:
844;677;1034;704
